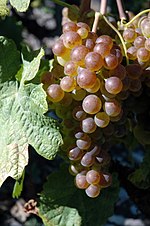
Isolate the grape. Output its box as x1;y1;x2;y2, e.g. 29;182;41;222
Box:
85;52;104;71
140;18;150;38
100;83;116;99
145;38;150;51
104;99;121;117
81;152;95;167
40;71;54;89
59;93;73;106
60;76;76;92
137;47;150;62
77;68;97;89
123;28;137;42
96;35;113;49
129;79;142;92
75;173;89;189
82;94;102;114
127;46;137;60
57;50;71;66
63;31;82;49
94;43;110;58
72;88;87;101
77;22;90;31
89;145;101;156
69;163;83;175
121;77;131;91
117;90;129;100
64;61;78;76
52;39;67;56
76;133;91;150
85;184;101;198
86;170;100;185
105;76;123;94
96;151;111;166
104;54;118;70
77;27;89;39
134;36;146;48
68;146;83;161
81;117;97;133
94;112;110;128
86;78;101;93
83;38;95;51
109;64;126;80
72;106;87;121
47;84;64;102
102;123;114;136
63;21;77;33
99;172;112;188
71;45;89;66
126;64;143;79
110;47;123;64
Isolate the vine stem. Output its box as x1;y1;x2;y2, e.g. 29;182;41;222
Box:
79;0;91;15
103;15;129;65
116;0;127;21
123;8;150;27
92;12;101;33
52;0;79;15
100;0;107;15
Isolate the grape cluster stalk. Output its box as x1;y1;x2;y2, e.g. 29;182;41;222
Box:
41;13;150;198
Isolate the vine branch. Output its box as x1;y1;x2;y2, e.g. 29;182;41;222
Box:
100;0;107;15
116;0;127;21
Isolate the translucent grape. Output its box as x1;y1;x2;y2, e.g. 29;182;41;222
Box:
85;184;101;198
82;94;102;114
52;39;67;56
68;146;83;161
137;47;150;62
72;106;87;121
86;78;101;93
59;92;73;106
96;35;113;49
105;76;123;94
123;28;137;42
76;133;91;150
69;163;83;175
94;112;110;128
140;18;150;38
109;64;126;80
96;150;111;166
75;173;89;189
133;36;146;48
129;79;142;92
47;84;64;102
85;52;104;71
86;170;100;185
63;21;77;33
77;27;89;39
57;49;71;66
81;117;97;133
77;68;97;89
64;61;78;76
40;71;54;89
94;43;110;58
60;76;76;92
83;38;95;51
72;88;87;101
104;99;121;117
126;64;143;79
99;172;112;188
145;38;150;51
127;46;137;60
104;54;118;70
77;22;90;31
63;31;82;49
110;47;123;64
81;152;95;167
71;45;89;66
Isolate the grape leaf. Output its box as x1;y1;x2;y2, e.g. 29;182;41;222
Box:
12;170;25;198
133;125;150;145
128;150;150;189
0;0;9;16
39;165;119;226
0;36;20;82
10;0;30;12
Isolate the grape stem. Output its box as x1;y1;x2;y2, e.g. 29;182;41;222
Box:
92;12;101;33
79;0;91;15
123;8;150;27
100;0;107;15
116;0;127;21
103;15;129;65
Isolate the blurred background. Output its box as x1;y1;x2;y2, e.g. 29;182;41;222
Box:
0;0;150;225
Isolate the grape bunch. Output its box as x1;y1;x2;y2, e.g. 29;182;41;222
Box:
42;18;149;198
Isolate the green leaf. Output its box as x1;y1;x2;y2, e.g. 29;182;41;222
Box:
39;165;119;226
21;48;44;84
0;0;9;16
12;170;25;198
128;150;150;189
0;36;20;82
10;0;30;12
133;125;150;145
0;81;63;187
